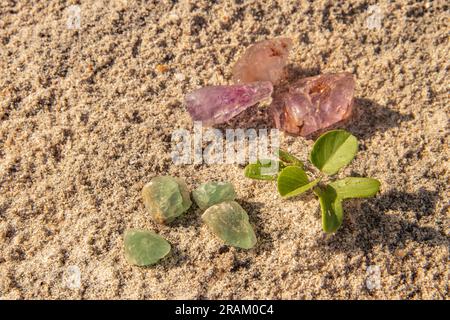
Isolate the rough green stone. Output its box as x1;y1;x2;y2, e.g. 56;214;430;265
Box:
124;229;171;266
192;181;237;210
202;201;257;249
142;176;192;224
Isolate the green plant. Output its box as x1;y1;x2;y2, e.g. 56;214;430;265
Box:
244;129;380;233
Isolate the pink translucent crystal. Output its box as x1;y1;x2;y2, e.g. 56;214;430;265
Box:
270;73;355;136
232;38;293;85
185;81;273;125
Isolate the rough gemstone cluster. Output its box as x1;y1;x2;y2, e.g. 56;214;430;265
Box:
184;38;356;137
142;176;192;224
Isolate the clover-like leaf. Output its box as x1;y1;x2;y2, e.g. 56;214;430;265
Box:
329;177;380;199
315;185;344;233
310;130;358;175
244;160;283;180
277;166;319;198
277;149;304;168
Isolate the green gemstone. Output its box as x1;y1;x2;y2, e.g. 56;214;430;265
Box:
192;181;237;210
202;201;257;249
123;229;171;266
142;176;192;224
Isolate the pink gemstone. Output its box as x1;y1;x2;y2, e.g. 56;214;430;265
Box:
270;73;355;136
185;81;273;125
232;38;293;85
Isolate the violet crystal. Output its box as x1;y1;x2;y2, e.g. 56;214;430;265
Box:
232;38;293;85
185;81;273;125
270;73;356;136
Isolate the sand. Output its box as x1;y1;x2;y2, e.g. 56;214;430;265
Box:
0;0;448;299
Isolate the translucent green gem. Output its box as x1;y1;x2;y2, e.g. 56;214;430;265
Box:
142;176;192;224
202;201;257;249
192;181;237;210
124;229;171;266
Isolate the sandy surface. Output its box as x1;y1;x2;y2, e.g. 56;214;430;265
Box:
0;0;448;299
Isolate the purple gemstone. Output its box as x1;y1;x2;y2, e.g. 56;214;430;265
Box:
185;81;273;125
270;73;355;136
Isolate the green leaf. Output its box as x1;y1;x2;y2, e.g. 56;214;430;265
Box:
315;185;344;233
310;130;358;175
277;149;304;168
329;177;380;199
244;160;282;180
277;166;318;197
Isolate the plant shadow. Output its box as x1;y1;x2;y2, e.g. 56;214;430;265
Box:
238;200;275;254
317;188;448;253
